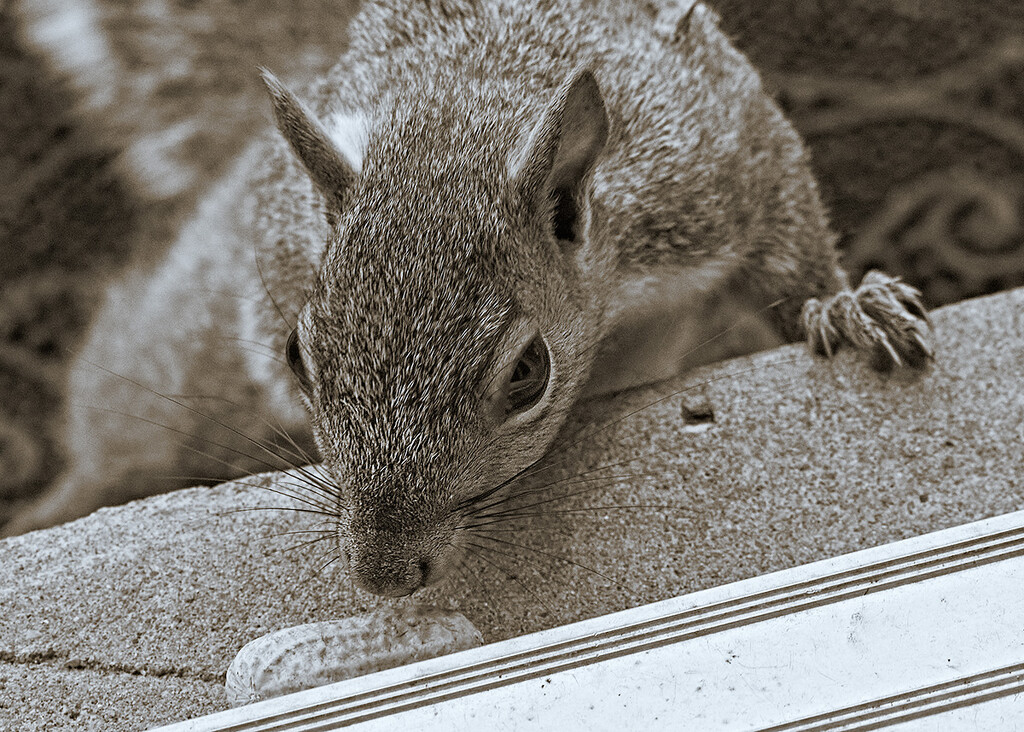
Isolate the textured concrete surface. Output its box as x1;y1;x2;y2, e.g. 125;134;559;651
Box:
1;288;1022;730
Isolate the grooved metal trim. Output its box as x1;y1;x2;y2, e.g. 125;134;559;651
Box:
153;510;1024;732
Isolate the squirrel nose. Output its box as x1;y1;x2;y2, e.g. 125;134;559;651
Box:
352;554;433;598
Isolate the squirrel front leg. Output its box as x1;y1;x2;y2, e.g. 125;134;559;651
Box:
656;2;931;372
741;162;932;371
800;270;932;371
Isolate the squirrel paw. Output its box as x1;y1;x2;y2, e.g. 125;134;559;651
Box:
800;270;933;371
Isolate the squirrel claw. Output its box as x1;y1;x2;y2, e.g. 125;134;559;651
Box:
801;270;933;371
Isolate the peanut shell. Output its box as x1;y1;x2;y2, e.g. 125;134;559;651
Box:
225;605;484;706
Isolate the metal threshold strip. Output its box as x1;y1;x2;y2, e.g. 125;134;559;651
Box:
156;510;1024;731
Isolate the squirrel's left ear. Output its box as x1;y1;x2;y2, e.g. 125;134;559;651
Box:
260;69;358;218
510;67;609;245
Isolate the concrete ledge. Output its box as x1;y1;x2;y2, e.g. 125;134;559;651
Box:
1;288;1022;730
155;510;1024;731
0;662;222;729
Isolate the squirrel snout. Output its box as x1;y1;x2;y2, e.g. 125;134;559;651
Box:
348;538;456;597
351;555;433;598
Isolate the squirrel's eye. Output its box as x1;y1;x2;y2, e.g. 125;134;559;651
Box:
285;328;311;392
506;335;550;414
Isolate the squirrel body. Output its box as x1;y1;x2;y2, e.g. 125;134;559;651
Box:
5;0;931;597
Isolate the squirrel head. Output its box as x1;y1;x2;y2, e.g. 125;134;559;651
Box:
262;67;611;597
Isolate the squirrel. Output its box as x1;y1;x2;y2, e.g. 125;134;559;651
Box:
3;0;931;597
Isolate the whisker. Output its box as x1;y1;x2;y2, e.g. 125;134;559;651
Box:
465;459;662;517
222;335;281;353
155;463;334;514
458;355;801;542
156;466;331;507
469;471;667;523
311;546;346;579
258;478;338;514
451;551;495;606
164;392;319;468
258;463;337;501
261;525;336;542
177;288;271;307
462;521;577;541
464;503;687;530
162;458;336;516
141;391;327;491
470;533;643;602
216;505;338;520
454;459;541;513
79;359;313;479
72;405;323;509
72;381;337;515
281;532;337;555
681;295;788;361
461;542;556;617
254;248;298;331
261;418;321;472
223;341;287;367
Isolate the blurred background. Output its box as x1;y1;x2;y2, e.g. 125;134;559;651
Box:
2;0;1023;525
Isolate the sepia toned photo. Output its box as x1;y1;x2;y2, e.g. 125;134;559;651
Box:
1;0;1022;728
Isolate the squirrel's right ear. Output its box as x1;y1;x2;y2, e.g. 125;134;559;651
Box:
509;67;609;244
260;69;358;217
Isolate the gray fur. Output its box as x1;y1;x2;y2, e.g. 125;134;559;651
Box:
243;0;930;595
